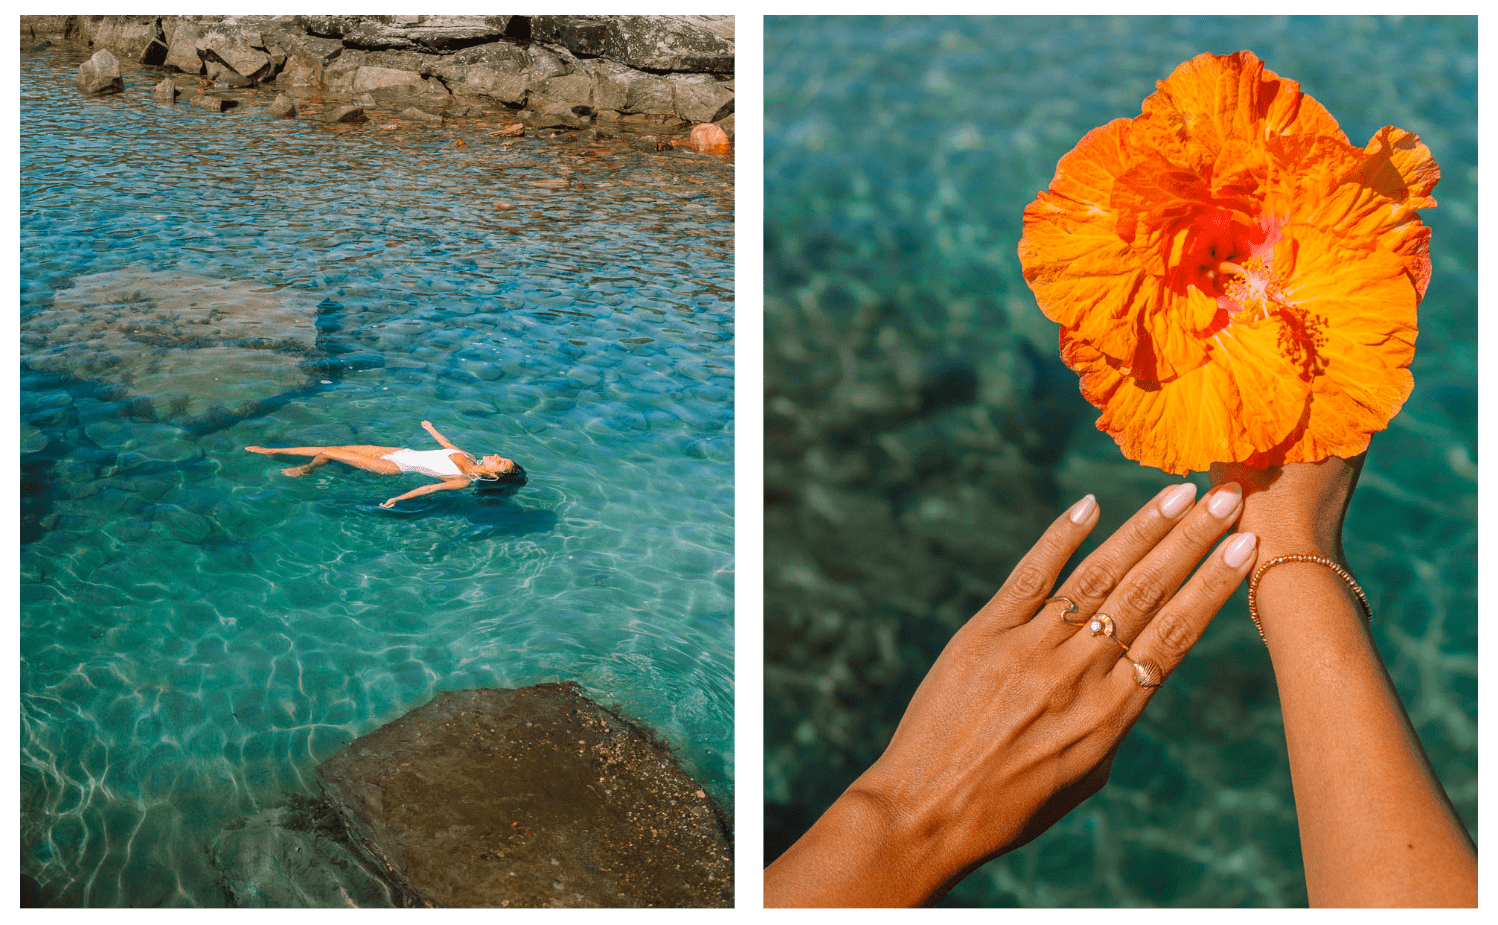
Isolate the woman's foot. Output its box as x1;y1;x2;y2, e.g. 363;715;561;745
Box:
282;465;310;477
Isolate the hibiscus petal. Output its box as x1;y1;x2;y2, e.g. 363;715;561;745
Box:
1140;51;1347;168
1064;318;1308;475
1277;227;1419;461
1310;127;1440;297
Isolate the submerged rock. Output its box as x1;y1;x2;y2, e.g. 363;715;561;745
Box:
324;104;368;124
152;77;178;102
213;798;398;908
20;267;323;428
317;683;732;908
267;93;297;118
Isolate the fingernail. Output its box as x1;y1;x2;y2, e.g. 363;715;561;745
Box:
1068;493;1097;524
1223;532;1258;568
1208;482;1243;518
1159;482;1197;519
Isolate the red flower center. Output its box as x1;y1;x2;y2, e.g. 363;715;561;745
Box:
1178;211;1289;323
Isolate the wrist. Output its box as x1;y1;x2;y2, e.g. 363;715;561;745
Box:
773;775;963;907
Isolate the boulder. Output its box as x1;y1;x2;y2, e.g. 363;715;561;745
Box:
352;66;447;99
518;108;592;131
528;73;594;112
325;105;368;124
400;106;443;124
689;122;731;154
297;14;513;52
267;93;297;118
76;48;123;95
275;33;344;87
87;16;163;63
140;36;169;67
201;23;272;82
670;74;733;123
188;94;236;113
434;46;530;105
20;16;74;40
529;16;734;74
151;77;178;103
317;683;732;908
205;61;253;88
164;22;204;74
624;74;674;117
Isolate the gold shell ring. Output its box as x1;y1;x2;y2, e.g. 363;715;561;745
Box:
1130;659;1164;688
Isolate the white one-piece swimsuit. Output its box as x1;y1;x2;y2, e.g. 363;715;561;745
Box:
381;448;472;479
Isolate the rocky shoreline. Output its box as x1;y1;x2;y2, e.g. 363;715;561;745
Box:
23;15;734;153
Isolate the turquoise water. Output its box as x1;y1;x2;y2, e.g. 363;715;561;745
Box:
20;46;734;906
764;16;1476;907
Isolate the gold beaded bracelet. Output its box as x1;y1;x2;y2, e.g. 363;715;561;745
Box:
1246;554;1373;644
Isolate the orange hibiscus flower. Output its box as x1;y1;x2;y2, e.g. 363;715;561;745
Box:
1018;51;1437;475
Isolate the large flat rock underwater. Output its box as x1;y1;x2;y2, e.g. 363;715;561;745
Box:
20;267;329;432
316;683;732;908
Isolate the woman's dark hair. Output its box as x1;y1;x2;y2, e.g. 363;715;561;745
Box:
474;464;527;497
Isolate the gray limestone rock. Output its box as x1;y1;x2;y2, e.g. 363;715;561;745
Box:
624;74;674;117
163;22;204;74
276;33;344;87
528;72;594;112
325;105;368;124
88;16;162;63
152;77;178;103
298;14;513;52
529;16;734;74
670;74;734;124
317;683;732;908
201;23;272;82
76;48;124;95
400;106;443;124
267;93;297;118
188;94;235;113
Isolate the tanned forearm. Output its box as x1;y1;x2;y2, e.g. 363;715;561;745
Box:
1255;560;1476;907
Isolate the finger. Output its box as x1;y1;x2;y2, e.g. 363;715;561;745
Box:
1075;482;1244;652
1109;530;1258;693
1022;482;1200;641
971;493;1099;631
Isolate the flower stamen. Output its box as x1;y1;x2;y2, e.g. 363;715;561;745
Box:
1217;255;1290;322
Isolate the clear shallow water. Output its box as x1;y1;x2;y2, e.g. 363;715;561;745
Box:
764;16;1476;907
20;46;733;906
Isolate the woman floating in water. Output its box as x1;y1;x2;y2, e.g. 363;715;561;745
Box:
246;420;525;508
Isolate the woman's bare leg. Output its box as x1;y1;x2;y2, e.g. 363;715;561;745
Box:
245;445;404;476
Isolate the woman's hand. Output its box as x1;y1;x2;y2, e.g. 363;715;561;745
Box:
421;420;436;430
766;482;1257;907
1209;454;1364;565
380;498;397;509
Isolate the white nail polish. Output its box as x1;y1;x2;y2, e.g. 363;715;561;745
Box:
1223;532;1258;568
1159;483;1197;518
1068;494;1096;524
1208;485;1242;518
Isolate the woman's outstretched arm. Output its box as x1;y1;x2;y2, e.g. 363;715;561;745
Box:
421;420;461;451
380;478;469;508
1210;456;1476;907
